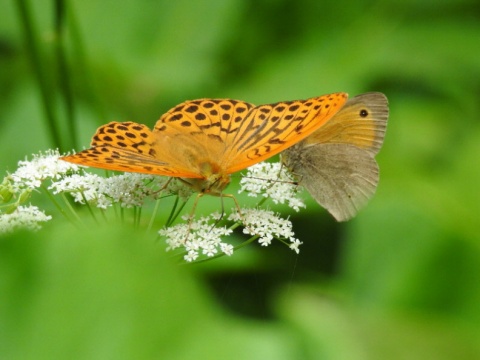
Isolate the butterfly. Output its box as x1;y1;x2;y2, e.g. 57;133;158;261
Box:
281;92;388;221
60;93;348;196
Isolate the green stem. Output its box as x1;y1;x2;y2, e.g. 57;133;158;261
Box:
99;207;109;223
165;196;179;227
41;184;72;221
15;0;63;149
147;198;161;233
67;2;106;120
168;198;189;227
134;206;142;229
54;0;77;149
60;193;83;226
81;192;98;224
164;195;189;228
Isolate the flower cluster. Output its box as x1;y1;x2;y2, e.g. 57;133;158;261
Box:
239;162;306;211
0;205;51;234
1;150;307;261
10;149;80;191
49;172;167;209
230;208;302;253
160;213;234;262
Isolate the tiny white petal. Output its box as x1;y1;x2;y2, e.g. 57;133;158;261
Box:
184;250;199;262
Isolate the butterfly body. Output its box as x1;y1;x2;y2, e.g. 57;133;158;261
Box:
179;162;231;195
61;93;348;195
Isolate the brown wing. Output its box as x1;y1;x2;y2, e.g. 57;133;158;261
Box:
282;92;389;221
302;92;388;154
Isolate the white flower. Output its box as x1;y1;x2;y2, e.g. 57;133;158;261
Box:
239;162;306;211
289;239;303;254
49;173;106;205
161;207;302;262
99;173;167;208
230;208;301;251
159;214;234;262
10;149;81;191
49;172;168;209
184;250;199;262
220;242;234;256
0;205;52;234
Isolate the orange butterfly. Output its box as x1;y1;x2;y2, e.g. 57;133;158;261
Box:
281;92;388;221
61;93;348;195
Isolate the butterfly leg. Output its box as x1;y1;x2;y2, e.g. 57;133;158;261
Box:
151;177;175;197
220;193;257;236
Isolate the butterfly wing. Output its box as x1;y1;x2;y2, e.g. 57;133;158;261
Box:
302;92;387;154
154;99;257;177
282;92;389;221
60;121;202;177
224;92;348;173
156;98;255;141
61;93;352;182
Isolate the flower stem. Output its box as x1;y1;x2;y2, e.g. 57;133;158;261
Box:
147;198;161;233
15;0;63;150
165;196;188;227
53;0;77;149
42;185;71;221
81;192;98;224
60;193;83;226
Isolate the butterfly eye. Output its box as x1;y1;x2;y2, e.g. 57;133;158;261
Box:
359;109;369;117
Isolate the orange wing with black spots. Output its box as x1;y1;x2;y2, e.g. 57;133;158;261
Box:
61;93;348;181
152;93;348;174
61;121;200;177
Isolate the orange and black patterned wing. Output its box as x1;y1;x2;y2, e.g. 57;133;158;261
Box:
60;121;202;177
152;99;256;176
223;92;348;173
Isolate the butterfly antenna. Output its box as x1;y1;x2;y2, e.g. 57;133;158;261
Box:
278;162;302;187
279;161;302;186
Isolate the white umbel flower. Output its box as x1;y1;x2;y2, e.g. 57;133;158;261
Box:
239;162;305;211
10;149;81;191
159;214;234;262
49;172;167;209
49;173;105;205
0;205;52;234
99;173;166;208
230;208;302;252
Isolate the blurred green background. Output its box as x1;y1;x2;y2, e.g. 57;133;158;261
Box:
1;0;479;359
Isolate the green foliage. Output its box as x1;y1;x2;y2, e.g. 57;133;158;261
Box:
1;0;479;358
0;226;296;359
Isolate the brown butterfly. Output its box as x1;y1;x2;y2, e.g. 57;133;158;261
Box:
281;92;389;221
